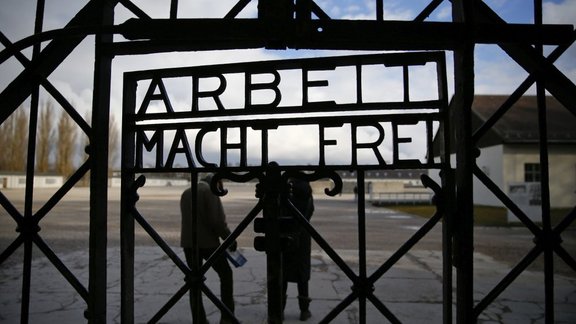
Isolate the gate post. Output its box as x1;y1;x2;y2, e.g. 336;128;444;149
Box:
88;1;114;323
452;0;476;322
262;162;284;323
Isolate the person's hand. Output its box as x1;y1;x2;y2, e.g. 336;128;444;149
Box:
229;240;238;252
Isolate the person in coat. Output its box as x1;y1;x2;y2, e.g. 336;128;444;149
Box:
181;174;236;324
281;178;314;321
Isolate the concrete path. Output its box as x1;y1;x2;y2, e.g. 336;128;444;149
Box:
1;246;575;323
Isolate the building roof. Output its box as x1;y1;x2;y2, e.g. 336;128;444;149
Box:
433;95;576;155
472;95;576;147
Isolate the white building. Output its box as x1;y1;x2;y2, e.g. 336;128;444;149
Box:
0;172;64;189
309;170;432;205
432;95;576;222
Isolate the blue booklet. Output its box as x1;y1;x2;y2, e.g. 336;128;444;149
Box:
226;249;247;268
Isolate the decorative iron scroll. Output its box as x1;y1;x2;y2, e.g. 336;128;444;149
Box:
281;169;343;196
123;51;447;172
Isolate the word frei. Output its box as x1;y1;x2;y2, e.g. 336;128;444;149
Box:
124;52;447;170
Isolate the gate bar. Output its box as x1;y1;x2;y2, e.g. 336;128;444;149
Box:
537;51;555;324
88;2;114;322
19;0;45;322
357;170;367;324
117;19;573;49
452;0;476;322
534;1;555;320
262;164;283;324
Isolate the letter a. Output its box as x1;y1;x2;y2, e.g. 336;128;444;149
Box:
166;129;195;169
138;77;175;115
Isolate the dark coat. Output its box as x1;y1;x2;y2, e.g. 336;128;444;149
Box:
180;180;231;249
282;179;314;283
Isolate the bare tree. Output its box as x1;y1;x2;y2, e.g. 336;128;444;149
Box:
14;109;30;172
0;107;28;171
36;100;55;173
55;111;77;178
0;113;13;170
108;113;120;174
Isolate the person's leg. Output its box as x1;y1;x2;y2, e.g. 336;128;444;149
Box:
297;281;311;321
282;280;288;319
210;252;235;323
184;248;208;323
297;281;308;298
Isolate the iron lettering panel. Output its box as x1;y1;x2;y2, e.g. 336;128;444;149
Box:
123;52;447;172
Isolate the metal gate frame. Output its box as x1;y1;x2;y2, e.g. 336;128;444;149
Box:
0;0;575;323
120;50;450;323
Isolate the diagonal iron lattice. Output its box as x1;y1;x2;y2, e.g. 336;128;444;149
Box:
0;0;574;323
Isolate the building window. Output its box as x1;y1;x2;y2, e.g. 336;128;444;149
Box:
524;163;540;182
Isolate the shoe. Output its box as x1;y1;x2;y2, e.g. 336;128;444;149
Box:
298;296;312;321
299;309;311;321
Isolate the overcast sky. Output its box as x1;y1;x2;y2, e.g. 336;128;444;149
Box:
1;0;575;169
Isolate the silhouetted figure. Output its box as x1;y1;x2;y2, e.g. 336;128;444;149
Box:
181;174;236;324
282;178;315;321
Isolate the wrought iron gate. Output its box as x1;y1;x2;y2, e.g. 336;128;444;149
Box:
120;51;450;322
0;0;575;323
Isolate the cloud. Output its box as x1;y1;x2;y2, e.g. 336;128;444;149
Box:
316;0;418;20
474;45;532;94
0;0;35;42
433;5;452;21
543;0;576;24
